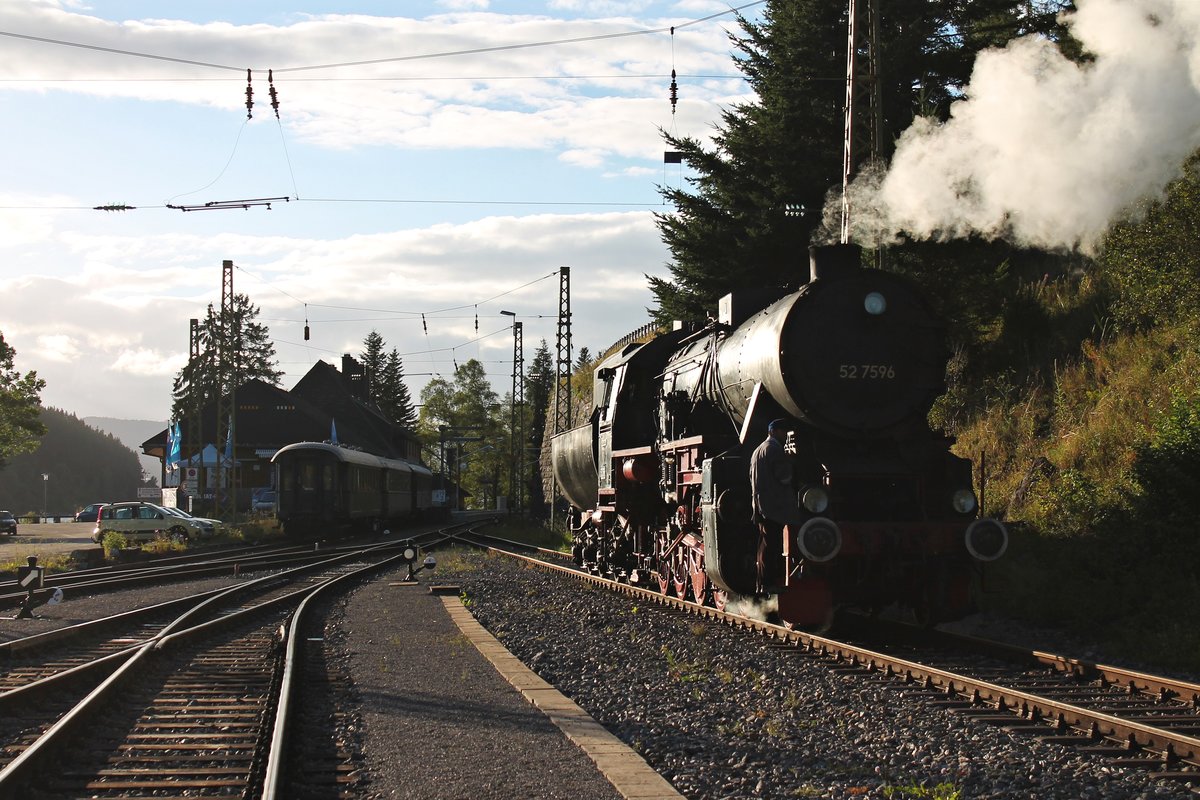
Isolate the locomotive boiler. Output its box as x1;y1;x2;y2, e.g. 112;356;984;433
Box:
550;243;1007;628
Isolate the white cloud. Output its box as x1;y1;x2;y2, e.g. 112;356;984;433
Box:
33;334;80;363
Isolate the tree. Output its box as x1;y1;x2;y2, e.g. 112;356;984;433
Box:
360;332;417;428
360;330;386;404
574;347;593;372
418;359;505;509
1099;151;1200;331
651;0;1072;323
0;331;46;470
171;294;282;419
526;341;554;517
379;348;419;429
5;408;142;512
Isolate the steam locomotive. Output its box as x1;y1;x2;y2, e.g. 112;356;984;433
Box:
272;442;435;537
550;243;1007;628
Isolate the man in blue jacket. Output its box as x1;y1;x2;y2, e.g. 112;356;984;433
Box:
749;418;794;595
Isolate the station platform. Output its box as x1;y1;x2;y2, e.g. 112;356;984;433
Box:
338;570;683;799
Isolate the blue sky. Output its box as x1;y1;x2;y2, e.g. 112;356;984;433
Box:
0;0;763;420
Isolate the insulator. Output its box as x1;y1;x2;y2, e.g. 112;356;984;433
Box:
304;323;310;341
245;68;254;119
268;68;280;119
669;69;678;113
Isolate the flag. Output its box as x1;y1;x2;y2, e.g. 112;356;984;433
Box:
330;418;339;445
168;421;182;466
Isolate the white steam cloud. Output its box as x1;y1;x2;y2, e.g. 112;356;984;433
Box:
838;0;1200;253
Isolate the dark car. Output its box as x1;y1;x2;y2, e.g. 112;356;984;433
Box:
0;510;16;536
74;503;108;523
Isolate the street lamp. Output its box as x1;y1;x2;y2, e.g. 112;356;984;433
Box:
41;473;49;522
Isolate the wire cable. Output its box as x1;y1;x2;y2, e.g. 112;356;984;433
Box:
0;2;765;76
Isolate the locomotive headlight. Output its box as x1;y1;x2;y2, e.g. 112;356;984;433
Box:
795;517;842;562
801;486;830;514
965;518;1009;562
952;489;978;514
864;291;887;315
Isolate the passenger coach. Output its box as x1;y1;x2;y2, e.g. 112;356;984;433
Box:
272;442;434;537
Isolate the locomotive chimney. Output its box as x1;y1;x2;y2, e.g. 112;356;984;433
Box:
809;243;862;282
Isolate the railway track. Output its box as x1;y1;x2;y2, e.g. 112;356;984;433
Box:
461;528;1200;791
0;529;451;612
0;526;457;797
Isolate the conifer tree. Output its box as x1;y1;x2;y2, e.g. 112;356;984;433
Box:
360;330;386;407
380;348;418;429
526;341;554;516
171;294;281;419
651;0;1071;323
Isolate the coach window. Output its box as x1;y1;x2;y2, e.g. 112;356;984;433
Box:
323;464;334;491
300;463;317;490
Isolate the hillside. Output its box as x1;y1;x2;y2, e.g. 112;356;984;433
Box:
0;408;147;516
84;416;166;480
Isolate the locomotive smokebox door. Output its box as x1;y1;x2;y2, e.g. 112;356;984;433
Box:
701;457;757;595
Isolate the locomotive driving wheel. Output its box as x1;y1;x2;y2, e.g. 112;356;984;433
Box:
672;551;688;600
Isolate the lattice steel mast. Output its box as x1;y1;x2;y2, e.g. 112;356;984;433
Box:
552;266;572;434
511;319;524;513
840;0;885;265
215;260;237;522
189;317;201;511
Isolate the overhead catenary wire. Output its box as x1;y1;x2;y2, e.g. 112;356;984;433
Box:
0;2;765;76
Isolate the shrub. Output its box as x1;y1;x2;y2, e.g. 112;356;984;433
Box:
99;531;130;560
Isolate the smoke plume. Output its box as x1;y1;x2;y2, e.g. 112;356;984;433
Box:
836;0;1200;253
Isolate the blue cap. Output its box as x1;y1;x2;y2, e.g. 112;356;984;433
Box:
768;418;789;432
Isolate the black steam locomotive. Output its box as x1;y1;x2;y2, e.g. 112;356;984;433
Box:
272;442;435;537
550;244;1007;628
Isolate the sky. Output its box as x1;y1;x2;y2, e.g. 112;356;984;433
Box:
0;0;762;421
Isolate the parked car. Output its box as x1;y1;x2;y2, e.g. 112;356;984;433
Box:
252;490;277;514
0;510;16;536
93;501;212;543
161;506;221;535
74;503;108;523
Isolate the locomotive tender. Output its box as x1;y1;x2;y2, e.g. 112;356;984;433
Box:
551;243;1008;627
272;442;434;537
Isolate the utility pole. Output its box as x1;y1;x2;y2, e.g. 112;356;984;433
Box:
513;320;524;513
553;266;572;434
189;317;201;514
216;260;237;522
551;266;572;531
840;0;885;267
500;312;525;513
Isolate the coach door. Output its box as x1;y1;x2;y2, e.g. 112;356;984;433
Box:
284;456;328;516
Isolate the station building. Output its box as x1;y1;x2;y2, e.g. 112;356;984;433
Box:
141;355;430;514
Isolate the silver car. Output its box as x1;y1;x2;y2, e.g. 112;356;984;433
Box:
93;502;211;543
161;506;221;536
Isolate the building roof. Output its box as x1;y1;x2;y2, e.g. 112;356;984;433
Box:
142;357;421;462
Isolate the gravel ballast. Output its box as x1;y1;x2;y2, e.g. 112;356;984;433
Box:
4;551;1197;799
447;552;1196;800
